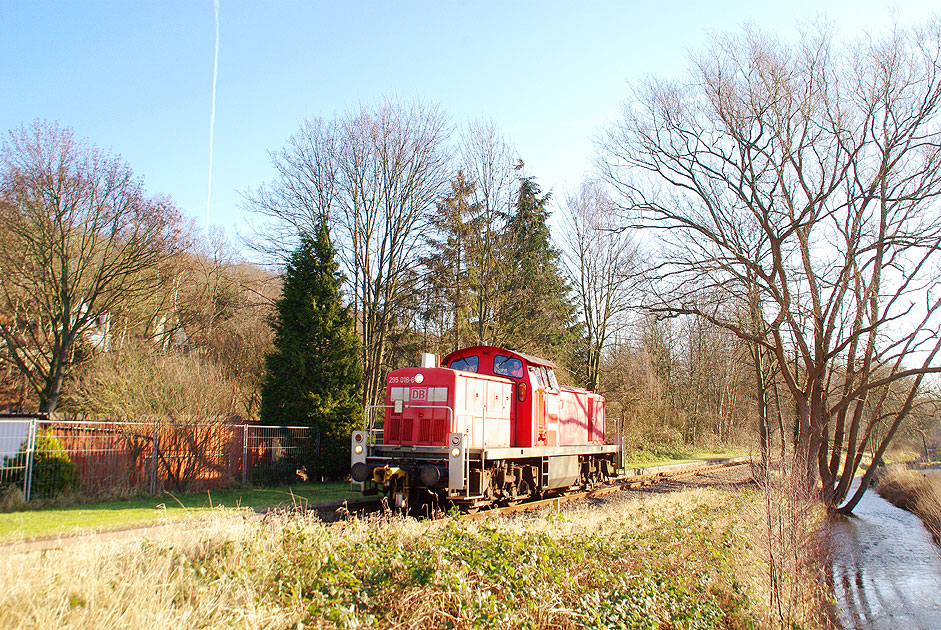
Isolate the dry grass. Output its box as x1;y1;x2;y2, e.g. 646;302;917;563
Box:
875;466;941;545
750;459;832;630
0;486;27;512
0;485;830;629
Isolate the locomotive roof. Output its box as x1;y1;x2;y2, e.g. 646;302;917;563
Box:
442;345;559;369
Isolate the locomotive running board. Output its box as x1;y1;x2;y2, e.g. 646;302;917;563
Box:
368;444;618;460
477;444;620;459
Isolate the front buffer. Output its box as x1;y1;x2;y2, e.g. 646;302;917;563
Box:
350;429;468;512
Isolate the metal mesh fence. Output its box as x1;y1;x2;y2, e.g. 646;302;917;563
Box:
0;415;312;501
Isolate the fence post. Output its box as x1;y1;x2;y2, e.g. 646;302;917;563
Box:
150;422;158;495
23;417;37;502
241;425;249;486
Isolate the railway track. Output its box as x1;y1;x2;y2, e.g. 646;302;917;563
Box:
328;457;752;521
467;457;752;519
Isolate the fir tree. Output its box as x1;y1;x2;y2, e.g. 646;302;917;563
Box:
260;224;362;479
499;175;579;366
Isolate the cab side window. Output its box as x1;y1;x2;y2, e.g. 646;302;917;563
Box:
493;355;524;378
546;368;559;389
529;366;546;388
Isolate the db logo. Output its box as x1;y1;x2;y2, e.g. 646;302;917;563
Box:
411;387;428;401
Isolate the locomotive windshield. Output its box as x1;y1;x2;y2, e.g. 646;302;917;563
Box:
493;355;524;378
449;355;479;373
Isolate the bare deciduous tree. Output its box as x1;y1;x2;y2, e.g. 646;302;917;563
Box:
334;101;451;405
601;20;941;511
560;180;638;390
244;118;340;256
0;121;181;412
459;120;518;345
244;100;451;405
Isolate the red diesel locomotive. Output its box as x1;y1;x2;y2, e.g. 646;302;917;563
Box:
350;345;621;511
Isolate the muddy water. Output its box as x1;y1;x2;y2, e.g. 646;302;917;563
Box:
830;484;941;629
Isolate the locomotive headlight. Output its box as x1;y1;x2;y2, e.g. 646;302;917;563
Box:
415;373;424;383
450;447;461;458
354;444;364;455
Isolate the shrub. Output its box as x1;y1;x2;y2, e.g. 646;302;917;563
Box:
248;458;305;486
30;432;80;497
3;432;81;499
65;342;242;419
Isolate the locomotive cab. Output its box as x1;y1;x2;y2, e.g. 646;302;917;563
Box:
444;346;561;448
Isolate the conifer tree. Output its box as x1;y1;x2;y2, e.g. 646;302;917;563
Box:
260;224;362;479
499;174;579;366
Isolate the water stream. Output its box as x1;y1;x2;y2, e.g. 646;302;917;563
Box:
830;482;941;629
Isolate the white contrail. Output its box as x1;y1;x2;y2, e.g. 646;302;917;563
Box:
205;0;220;247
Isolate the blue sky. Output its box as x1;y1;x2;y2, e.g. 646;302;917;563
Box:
1;2;936;254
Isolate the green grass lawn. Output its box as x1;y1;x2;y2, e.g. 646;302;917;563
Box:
0;482;367;542
622;445;750;467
